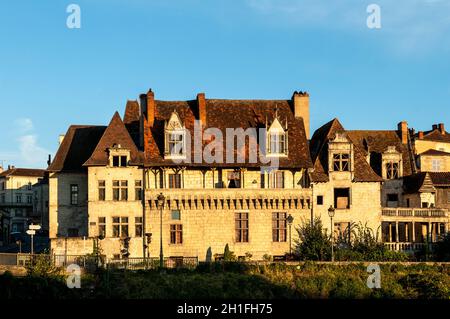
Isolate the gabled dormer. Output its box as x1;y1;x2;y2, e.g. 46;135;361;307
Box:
108;144;130;168
328;132;354;173
266;113;288;157
382;146;403;180
164;110;186;159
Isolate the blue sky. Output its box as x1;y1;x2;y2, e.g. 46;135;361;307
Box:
0;0;449;168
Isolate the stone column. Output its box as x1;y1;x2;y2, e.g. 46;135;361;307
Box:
395;222;399;243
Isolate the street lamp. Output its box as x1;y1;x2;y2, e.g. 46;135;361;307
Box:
328;206;335;262
157;193;165;268
286;214;294;256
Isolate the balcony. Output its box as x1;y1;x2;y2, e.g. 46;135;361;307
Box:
381;208;448;218
145;188;312;211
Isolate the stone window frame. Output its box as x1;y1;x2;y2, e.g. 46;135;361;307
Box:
135;180;143;201
135;217;143;237
98;180;106;201
272;212;287;242
112;216;129;238
70;184;78;205
112;180;128;201
98;217;106;237
170;224;183;245
235;212;249;243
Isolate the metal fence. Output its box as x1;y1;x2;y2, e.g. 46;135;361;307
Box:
0;253;198;270
107;257;198;270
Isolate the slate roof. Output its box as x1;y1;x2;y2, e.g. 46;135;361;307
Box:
346;130;414;177
0;168;45;178
48;125;106;172
84;112;143;166
143;99;313;169
309;118;382;183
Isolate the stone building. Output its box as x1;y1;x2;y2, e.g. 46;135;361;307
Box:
47;90;450;258
0;167;46;245
309;119;384;238
49;90;314;261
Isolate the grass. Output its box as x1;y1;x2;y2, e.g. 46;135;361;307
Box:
0;262;449;299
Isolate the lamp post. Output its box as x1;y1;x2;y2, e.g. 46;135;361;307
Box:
157;193;165;268
328;206;335;262
287;214;294;256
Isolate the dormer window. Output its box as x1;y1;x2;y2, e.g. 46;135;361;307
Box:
113;155;127;167
328;132;354;174
109;144;130;168
269;133;286;154
386;161;400;179
333;153;350;171
165;111;186;159
168;132;184;155
382;146;403;179
266;116;288;156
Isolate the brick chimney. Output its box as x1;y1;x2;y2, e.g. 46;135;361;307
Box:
432;124;438;131
418;131;424;139
292;91;310;140
397;121;408;144
439;123;445;135
197;93;207;126
146;89;156;127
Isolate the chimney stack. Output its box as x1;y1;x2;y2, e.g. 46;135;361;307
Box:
197;93;207;126
47;154;52;166
146;89;155;127
418;131;424;139
397;121;408;144
439;123;445;135
432;124;438;131
292;91;310;140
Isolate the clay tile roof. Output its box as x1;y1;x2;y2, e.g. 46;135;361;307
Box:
84;112;143;166
429;172;450;186
346;130;414;177
48;125;106;172
144;99;313;169
309;118;382;183
403;172;450;194
0;168;45;178
419;149;450;156
417;129;450;142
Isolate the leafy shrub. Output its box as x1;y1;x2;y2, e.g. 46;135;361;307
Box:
294;217;331;261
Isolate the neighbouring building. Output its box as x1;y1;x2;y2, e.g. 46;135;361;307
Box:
0;167;46;245
309;119;383;239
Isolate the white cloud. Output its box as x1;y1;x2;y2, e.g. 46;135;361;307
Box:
0;118;51;169
18;134;50;167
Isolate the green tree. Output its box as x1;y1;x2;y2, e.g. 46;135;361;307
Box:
294;218;331;261
433;232;450;261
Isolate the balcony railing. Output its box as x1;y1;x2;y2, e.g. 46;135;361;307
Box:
382;208;448;218
384;242;435;252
